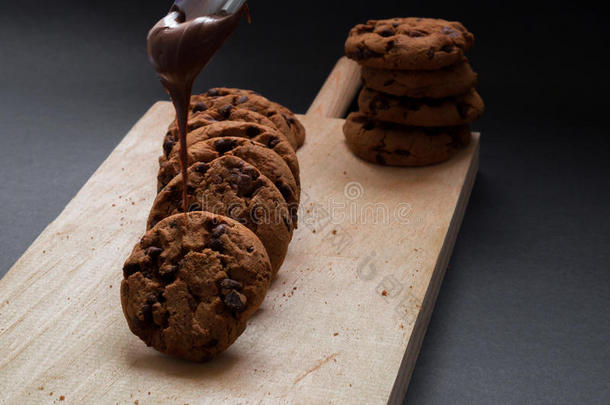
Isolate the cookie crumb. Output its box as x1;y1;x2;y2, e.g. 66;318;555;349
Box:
109;285;113;289
49;392;53;396
332;229;337;235
312;229;316;234
42;250;46;254
38;386;44;391
333;332;339;336
111;203;116;207
60;395;65;401
381;290;388;296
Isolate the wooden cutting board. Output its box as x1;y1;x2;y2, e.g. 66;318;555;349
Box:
0;58;479;404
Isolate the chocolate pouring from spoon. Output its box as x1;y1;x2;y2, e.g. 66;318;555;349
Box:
147;0;249;223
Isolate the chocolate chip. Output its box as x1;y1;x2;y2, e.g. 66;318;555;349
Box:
136;303;152;322
441;26;459;38
246;246;254;253
123;262;140;277
207;88;220;97
192;102;208;113
246;126;262;137
218;104;233;118
376;154;387;165
276;182;294;203
378;28;394;37
427;48;435;59
215;138;237;154
385;40;395;52
194;162;209;174
236;95;249;104
267;137;279;148
211;224;227;238
441;45;454;53
231;170;257;197
163;137;176;156
223;290;247;312
146;246;162;259
282;113;295;125
220;278;243;290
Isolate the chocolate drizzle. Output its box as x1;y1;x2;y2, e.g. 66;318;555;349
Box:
147;1;248;222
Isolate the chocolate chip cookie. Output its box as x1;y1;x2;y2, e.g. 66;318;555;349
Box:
168;121;300;187
343;112;471;166
121;211;272;361
358;87;484;127
148;156;294;275
191;88;306;150
163;105;278;158
346;17;474;70
361;60;477;98
158;137;300;225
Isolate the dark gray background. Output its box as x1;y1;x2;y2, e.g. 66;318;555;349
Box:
1;1;609;403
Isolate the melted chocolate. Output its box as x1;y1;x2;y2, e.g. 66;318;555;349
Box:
147;0;247;220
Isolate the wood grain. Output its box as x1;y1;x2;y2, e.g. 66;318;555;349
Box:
0;60;479;404
307;57;362;118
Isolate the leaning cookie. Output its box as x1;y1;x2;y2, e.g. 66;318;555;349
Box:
148;156;294;276
121;211;272;362
361;60;477;98
358;87;484;127
191;88;306;150
158;137;300;225
343;112;471;166
346;17;474;70
162;105;278;159
170;120;300;188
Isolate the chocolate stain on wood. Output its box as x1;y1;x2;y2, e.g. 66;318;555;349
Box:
293;352;340;385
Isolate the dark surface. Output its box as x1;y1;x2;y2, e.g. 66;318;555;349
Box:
1;1;609;403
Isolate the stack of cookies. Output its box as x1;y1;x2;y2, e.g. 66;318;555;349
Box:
344;17;484;166
120;88;305;361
